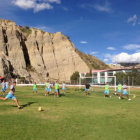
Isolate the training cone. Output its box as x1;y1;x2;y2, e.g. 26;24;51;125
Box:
38;107;43;112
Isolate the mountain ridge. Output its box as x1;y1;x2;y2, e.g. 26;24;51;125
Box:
0;19;110;82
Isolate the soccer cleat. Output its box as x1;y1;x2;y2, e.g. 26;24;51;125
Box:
18;106;22;109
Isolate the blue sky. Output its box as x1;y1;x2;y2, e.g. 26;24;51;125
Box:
1;0;140;64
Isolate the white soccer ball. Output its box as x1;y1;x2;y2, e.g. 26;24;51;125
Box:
38;107;42;111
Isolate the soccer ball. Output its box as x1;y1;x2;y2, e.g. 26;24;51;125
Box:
38;107;42;111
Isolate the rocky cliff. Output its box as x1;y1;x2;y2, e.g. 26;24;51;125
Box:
0;19;109;82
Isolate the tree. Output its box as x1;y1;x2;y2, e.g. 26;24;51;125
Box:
114;72;127;84
114;68;140;86
70;71;80;84
25;26;30;30
85;72;92;77
131;68;140;85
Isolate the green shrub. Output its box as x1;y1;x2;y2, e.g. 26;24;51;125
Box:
70;71;80;84
20;26;32;37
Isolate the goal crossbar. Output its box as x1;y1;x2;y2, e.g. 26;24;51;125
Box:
79;76;117;92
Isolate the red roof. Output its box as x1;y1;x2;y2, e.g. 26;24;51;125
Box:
0;77;5;80
92;70;109;73
81;67;140;74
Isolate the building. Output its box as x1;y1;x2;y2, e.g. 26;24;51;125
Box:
80;67;140;84
0;77;5;82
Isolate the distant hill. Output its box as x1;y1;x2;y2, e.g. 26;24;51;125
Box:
75;49;110;70
0;19;110;82
119;63;140;67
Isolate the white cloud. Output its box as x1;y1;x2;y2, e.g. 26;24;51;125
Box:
103;53;114;63
39;0;61;4
112;52;140;63
80;41;88;44
47;0;60;4
93;1;112;13
34;3;53;12
80;1;112;13
12;0;61;12
104;58;109;63
107;47;116;50
90;51;98;55
12;0;34;9
123;44;140;50
127;14;137;26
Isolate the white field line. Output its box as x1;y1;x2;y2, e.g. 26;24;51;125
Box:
17;84;140;88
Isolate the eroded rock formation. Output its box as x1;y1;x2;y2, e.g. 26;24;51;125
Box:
0;19;109;82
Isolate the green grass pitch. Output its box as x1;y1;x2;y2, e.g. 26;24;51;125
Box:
0;86;140;140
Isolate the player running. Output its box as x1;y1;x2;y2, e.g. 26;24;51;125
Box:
85;82;90;95
62;82;66;94
104;82;111;98
54;81;59;97
1;80;6;96
0;82;21;109
117;83;122;99
5;80;9;92
33;82;37;94
121;83;131;100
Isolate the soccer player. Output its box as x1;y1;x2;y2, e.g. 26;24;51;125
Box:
1;80;6;96
47;82;52;95
45;81;48;96
104;82;111;98
62;82;66;94
5;80;9;92
121;83;131;100
53;81;55;86
85;82;90;95
0;82;21;109
45;81;52;96
117;83;122;99
33;82;37;94
54;81;59;97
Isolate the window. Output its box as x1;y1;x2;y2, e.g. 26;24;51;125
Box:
116;70;123;74
125;70;132;73
100;72;105;76
81;73;85;77
107;72;113;76
93;73;97;77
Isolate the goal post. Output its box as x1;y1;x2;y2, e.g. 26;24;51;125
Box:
79;76;117;94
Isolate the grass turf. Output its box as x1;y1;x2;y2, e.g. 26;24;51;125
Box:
0;86;140;140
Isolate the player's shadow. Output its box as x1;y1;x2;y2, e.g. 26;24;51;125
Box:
11;102;36;108
59;93;65;97
21;102;36;108
49;93;65;97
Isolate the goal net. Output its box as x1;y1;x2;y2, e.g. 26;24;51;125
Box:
79;76;117;95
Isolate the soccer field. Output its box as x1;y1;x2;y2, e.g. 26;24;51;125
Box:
0;86;140;140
